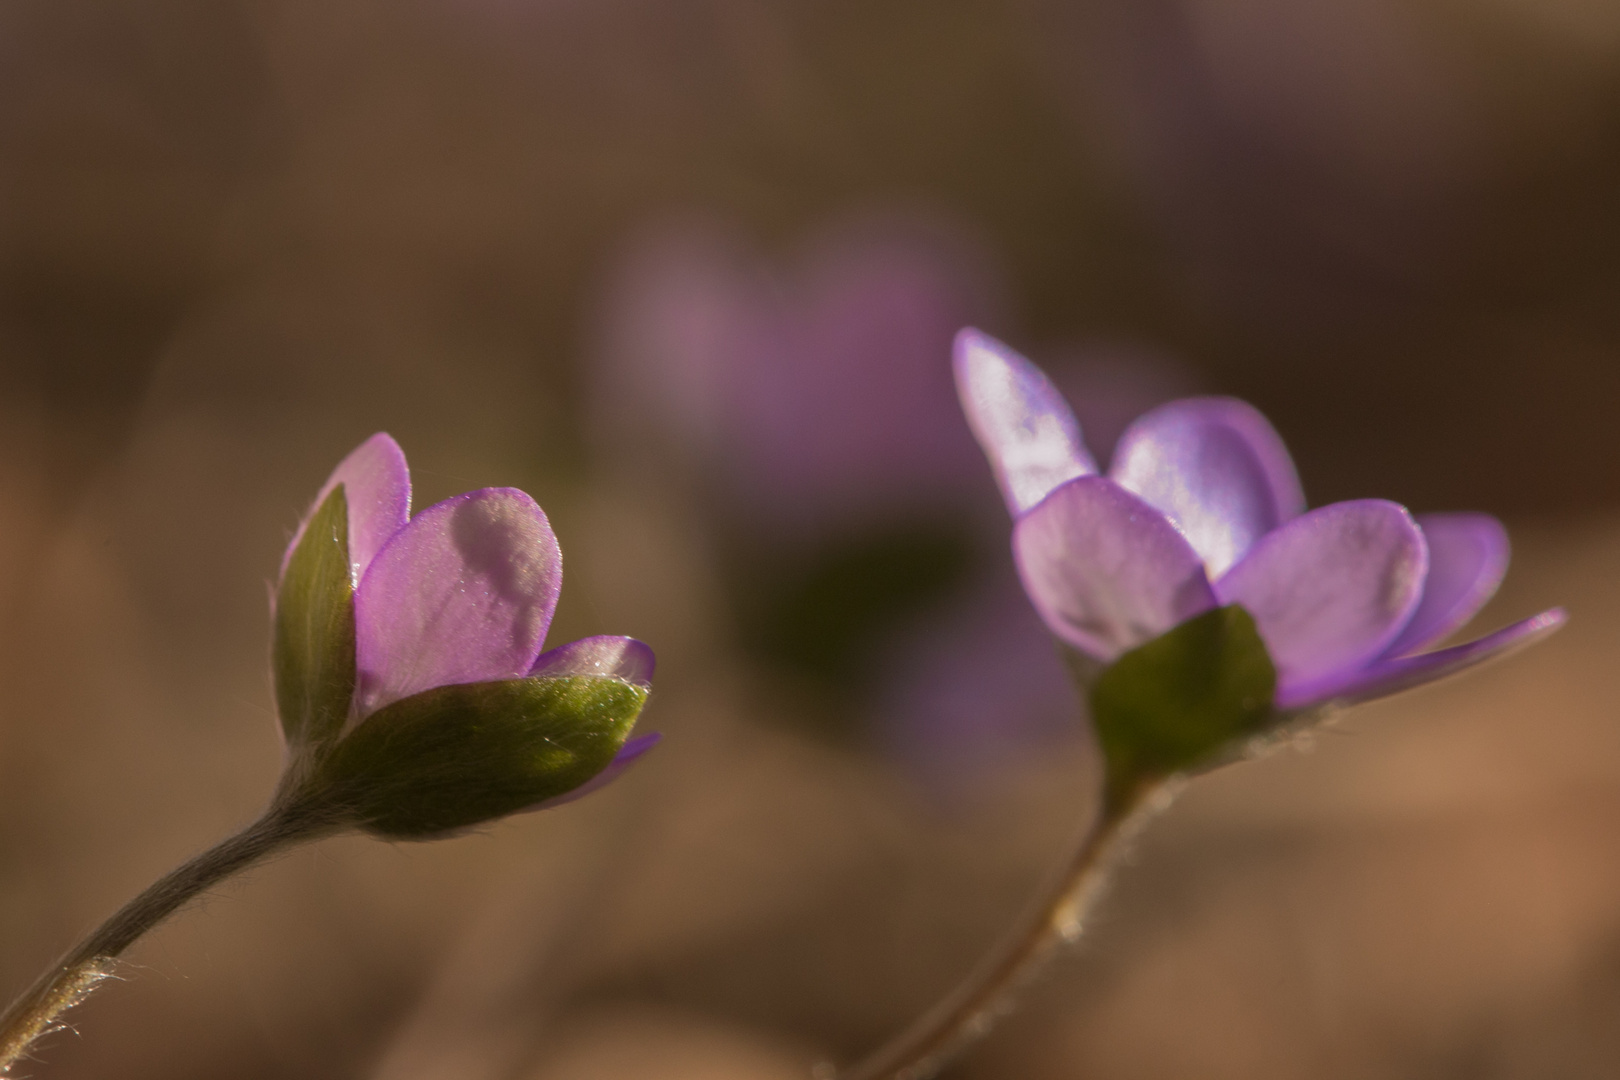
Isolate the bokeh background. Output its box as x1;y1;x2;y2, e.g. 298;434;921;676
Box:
0;0;1617;1076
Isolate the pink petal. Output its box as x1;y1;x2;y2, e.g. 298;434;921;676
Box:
528;732;662;811
354;488;561;715
1279;609;1565;710
283;433;412;586
1215;500;1427;694
954;329;1097;516
1109;397;1304;577
1380;513;1510;658
1012;476;1216;661
530;635;656;689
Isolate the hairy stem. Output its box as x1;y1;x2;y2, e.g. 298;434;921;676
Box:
0;804;333;1074
837;779;1174;1080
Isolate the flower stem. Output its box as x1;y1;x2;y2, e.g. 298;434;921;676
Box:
836;778;1174;1080
0;804;332;1074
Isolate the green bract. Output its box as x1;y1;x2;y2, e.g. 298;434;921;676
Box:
1089;604;1277;807
311;676;649;838
274;485;358;749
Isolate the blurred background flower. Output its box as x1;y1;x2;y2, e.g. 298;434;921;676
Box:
0;0;1607;1077
591;211;1003;538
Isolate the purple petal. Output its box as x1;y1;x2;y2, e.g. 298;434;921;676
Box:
283;433;411;586
954;329;1097;516
530;635;656;689
1380;513;1510;658
1012;476;1216;661
354;488;561;715
1214;500;1427;694
1109;397;1304;577
1279;609;1565;710
527;732;662;812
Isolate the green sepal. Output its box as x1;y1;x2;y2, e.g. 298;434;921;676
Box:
274;485;358;748
311;675;649;838
1089;604;1277;808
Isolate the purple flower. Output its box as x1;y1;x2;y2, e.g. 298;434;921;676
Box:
276;433;656;827
955;330;1563;711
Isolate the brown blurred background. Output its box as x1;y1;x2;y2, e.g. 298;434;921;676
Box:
0;0;1616;1076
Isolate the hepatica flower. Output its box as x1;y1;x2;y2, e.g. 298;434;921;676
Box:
955;329;1563;791
273;433;657;837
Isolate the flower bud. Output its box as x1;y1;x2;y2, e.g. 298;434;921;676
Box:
270;434;658;836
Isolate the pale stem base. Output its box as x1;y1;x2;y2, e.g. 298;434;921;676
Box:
0;805;333;1075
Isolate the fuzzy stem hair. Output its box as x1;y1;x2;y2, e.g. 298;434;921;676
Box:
0;803;335;1074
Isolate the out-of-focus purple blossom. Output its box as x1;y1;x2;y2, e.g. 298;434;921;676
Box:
593;213;1004;538
283;433;656;778
956;330;1564;711
879;569;1080;797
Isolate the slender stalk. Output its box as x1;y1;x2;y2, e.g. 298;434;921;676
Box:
0;803;333;1074
837;779;1175;1080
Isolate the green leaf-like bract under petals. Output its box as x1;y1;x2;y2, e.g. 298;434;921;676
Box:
1089;604;1277;807
312;675;649;838
274;485;358;748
